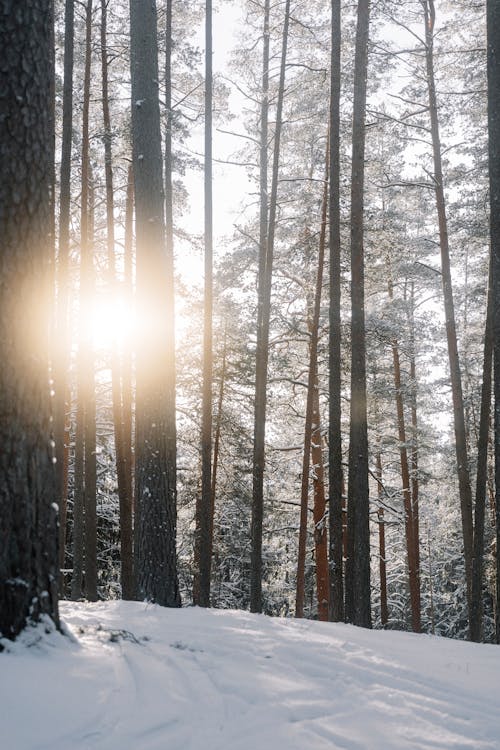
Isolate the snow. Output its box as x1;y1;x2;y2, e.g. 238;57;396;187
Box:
1;602;499;750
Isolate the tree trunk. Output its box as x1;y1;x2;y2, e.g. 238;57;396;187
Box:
329;0;344;624
130;0;180;606
296;137;329;619
0;0;59;639
376;451;388;626
194;0;214;608
100;0;134;600
311;379;330;622
345;0;372;628
486;0;500;644
250;0;289;613
387;275;421;632
469;269;493;642
423;0;474;615
54;0;74;573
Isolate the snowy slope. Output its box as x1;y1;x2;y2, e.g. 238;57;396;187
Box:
1;601;499;750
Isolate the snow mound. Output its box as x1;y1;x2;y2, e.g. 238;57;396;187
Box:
1;601;499;749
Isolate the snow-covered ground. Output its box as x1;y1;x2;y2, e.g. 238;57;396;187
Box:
1;601;499;750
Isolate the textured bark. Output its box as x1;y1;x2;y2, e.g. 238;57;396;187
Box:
469;270;493;642
423;0;474;615
54;0;74;572
486;0;500;644
194;0;214;608
376;452;388;627
345;0;371;628
76;0;97;602
311;381;330;622
130;0;180;606
387;276;421;632
251;0;289;614
296;139;329;619
328;0;344;624
210;331;227;558
0;0;59;639
250;0;271;614
101;0;134;600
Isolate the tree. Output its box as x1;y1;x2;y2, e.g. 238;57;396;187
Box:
345;0;372;628
53;0;74;572
250;0;290;614
329;0;344;624
194;0;214;608
0;0;59;640
100;0;134;599
130;0;180;606
487;0;500;645
422;0;474;619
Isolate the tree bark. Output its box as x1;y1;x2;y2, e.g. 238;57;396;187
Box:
423;0;474;615
100;0;134;599
469;269;493;642
250;0;289;613
376;451;388;626
345;0;372;628
329;0;344;624
54;0;74;573
486;0;500;644
194;0;214;608
0;0;59;639
130;0;180;606
296;138;329;619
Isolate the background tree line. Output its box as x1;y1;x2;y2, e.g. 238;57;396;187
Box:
1;0;500;646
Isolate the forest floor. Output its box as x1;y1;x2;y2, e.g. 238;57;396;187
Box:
1;600;499;749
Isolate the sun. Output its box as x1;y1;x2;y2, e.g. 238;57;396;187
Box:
90;294;136;352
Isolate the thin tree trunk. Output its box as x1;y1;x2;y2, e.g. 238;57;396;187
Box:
54;0;74;572
194;0;214;607
210;329;227;558
311;378;330;622
486;0;500;643
376;451;388;626
423;0;474;614
329;0;343;623
77;0;97;602
84;166;97;602
469;269;493;642
296;137;329;618
407;281;420;577
387;275;421;632
71;396;85;600
345;0;371;628
122;163;134;520
100;0;134;599
251;0;290;613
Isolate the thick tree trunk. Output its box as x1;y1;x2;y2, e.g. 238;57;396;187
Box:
0;0;59;639
194;0;214;608
345;0;371;628
486;0;500;644
250;0;289;613
329;0;344;624
130;0;180;606
423;0;474;615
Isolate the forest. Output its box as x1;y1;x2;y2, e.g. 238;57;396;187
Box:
1;0;500;656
